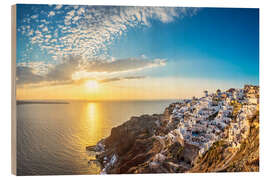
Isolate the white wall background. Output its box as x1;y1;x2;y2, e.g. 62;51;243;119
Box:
0;0;269;179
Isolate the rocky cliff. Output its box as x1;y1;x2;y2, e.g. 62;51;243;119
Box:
87;85;259;174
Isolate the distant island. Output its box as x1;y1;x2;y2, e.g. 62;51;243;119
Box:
16;100;69;105
87;85;259;174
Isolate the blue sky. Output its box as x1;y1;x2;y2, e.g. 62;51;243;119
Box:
109;8;259;83
16;4;259;99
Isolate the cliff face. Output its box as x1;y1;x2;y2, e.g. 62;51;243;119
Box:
87;85;259;174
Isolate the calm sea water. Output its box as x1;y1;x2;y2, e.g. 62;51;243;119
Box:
17;100;176;175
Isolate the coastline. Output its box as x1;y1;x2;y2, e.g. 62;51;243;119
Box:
87;85;259;174
16;100;70;105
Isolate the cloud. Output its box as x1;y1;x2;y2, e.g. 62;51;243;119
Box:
42;26;48;32
16;57;165;86
48;11;55;17
17;5;198;87
85;58;166;73
16;66;44;85
17;61;53;75
45;56;80;81
30;14;38;19
99;76;146;83
19;6;198;63
55;5;63;10
77;7;85;15
16;56;80;86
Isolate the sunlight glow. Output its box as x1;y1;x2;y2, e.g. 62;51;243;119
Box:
85;80;99;90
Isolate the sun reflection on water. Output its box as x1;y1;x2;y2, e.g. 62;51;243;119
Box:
87;103;97;123
84;102;103;173
85;102;103;145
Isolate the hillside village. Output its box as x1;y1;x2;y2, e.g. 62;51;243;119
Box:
88;85;259;174
165;85;259;158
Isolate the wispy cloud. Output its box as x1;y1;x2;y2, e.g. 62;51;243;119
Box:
30;14;38;19
17;5;198;87
18;5;198;62
85;58;166;73
16;56;165;86
99;76;146;83
55;4;63;10
16;66;44;85
48;11;55;17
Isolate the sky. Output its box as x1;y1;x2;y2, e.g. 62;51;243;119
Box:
16;4;259;100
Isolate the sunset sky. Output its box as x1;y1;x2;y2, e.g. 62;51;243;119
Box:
16;4;259;100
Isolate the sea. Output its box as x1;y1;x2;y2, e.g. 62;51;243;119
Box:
16;100;177;175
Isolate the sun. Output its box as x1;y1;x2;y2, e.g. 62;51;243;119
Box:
85;80;99;90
